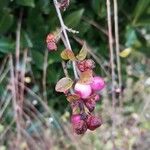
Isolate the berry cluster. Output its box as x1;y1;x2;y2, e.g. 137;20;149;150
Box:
69;60;105;134
46;31;105;134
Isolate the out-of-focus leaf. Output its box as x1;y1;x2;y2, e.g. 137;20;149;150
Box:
119;48;133;58
16;0;35;7
64;9;84;28
21;31;33;48
60;49;76;60
76;42;87;61
133;0;150;24
78;70;93;84
0;38;15;53
92;0;106;17
0;10;14;33
31;50;44;69
125;27;138;47
55;77;73;93
0;146;6;150
0;124;4;133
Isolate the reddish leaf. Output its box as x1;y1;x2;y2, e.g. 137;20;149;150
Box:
78;70;93;84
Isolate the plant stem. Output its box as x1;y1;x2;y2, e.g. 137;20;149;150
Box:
43;50;48;103
114;0;122;106
106;0;116;147
53;0;78;79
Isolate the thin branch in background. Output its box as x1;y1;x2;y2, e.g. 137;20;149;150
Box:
53;0;78;79
15;12;22;101
42;50;48;103
113;0;122;106
106;0;116;147
9;54;21;143
20;49;28;108
0;55;8;76
83;17;108;36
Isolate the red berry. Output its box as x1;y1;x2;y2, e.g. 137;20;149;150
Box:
86;115;102;131
46;33;56;43
85;99;96;112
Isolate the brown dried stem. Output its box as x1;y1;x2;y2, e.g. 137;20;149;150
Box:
106;0;116;147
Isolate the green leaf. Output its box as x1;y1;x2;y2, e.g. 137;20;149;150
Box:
0;10;14;33
133;0;150;24
125;27;138;47
16;0;35;7
64;9;84;28
0;38;15;53
21;31;33;48
76;42;87;61
31;50;44;69
55;77;73;93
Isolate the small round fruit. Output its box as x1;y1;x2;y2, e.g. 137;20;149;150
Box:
74;83;92;99
90;76;105;91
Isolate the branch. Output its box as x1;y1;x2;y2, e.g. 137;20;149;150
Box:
113;0;122;106
106;0;116;147
53;0;78;79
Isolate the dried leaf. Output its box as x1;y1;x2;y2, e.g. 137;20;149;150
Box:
55;77;73;93
78;70;93;84
76;42;87;60
67;93;80;103
60;49;76;60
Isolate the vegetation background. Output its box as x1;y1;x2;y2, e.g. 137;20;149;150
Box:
0;0;150;149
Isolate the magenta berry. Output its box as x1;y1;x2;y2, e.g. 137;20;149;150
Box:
47;42;57;51
90;76;105;91
71;114;87;134
74;83;92;99
86;115;102;131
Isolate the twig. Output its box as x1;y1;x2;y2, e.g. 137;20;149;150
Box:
42;50;48;103
114;0;122;106
9;54;21;143
0;56;8;76
53;0;78;79
20;49;28;108
106;0;116;147
15;12;22;101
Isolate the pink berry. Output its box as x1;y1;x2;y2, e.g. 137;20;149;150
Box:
47;42;57;51
71;114;81;124
71;114;87;134
86;115;102;131
90;76;105;91
74;83;92;99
